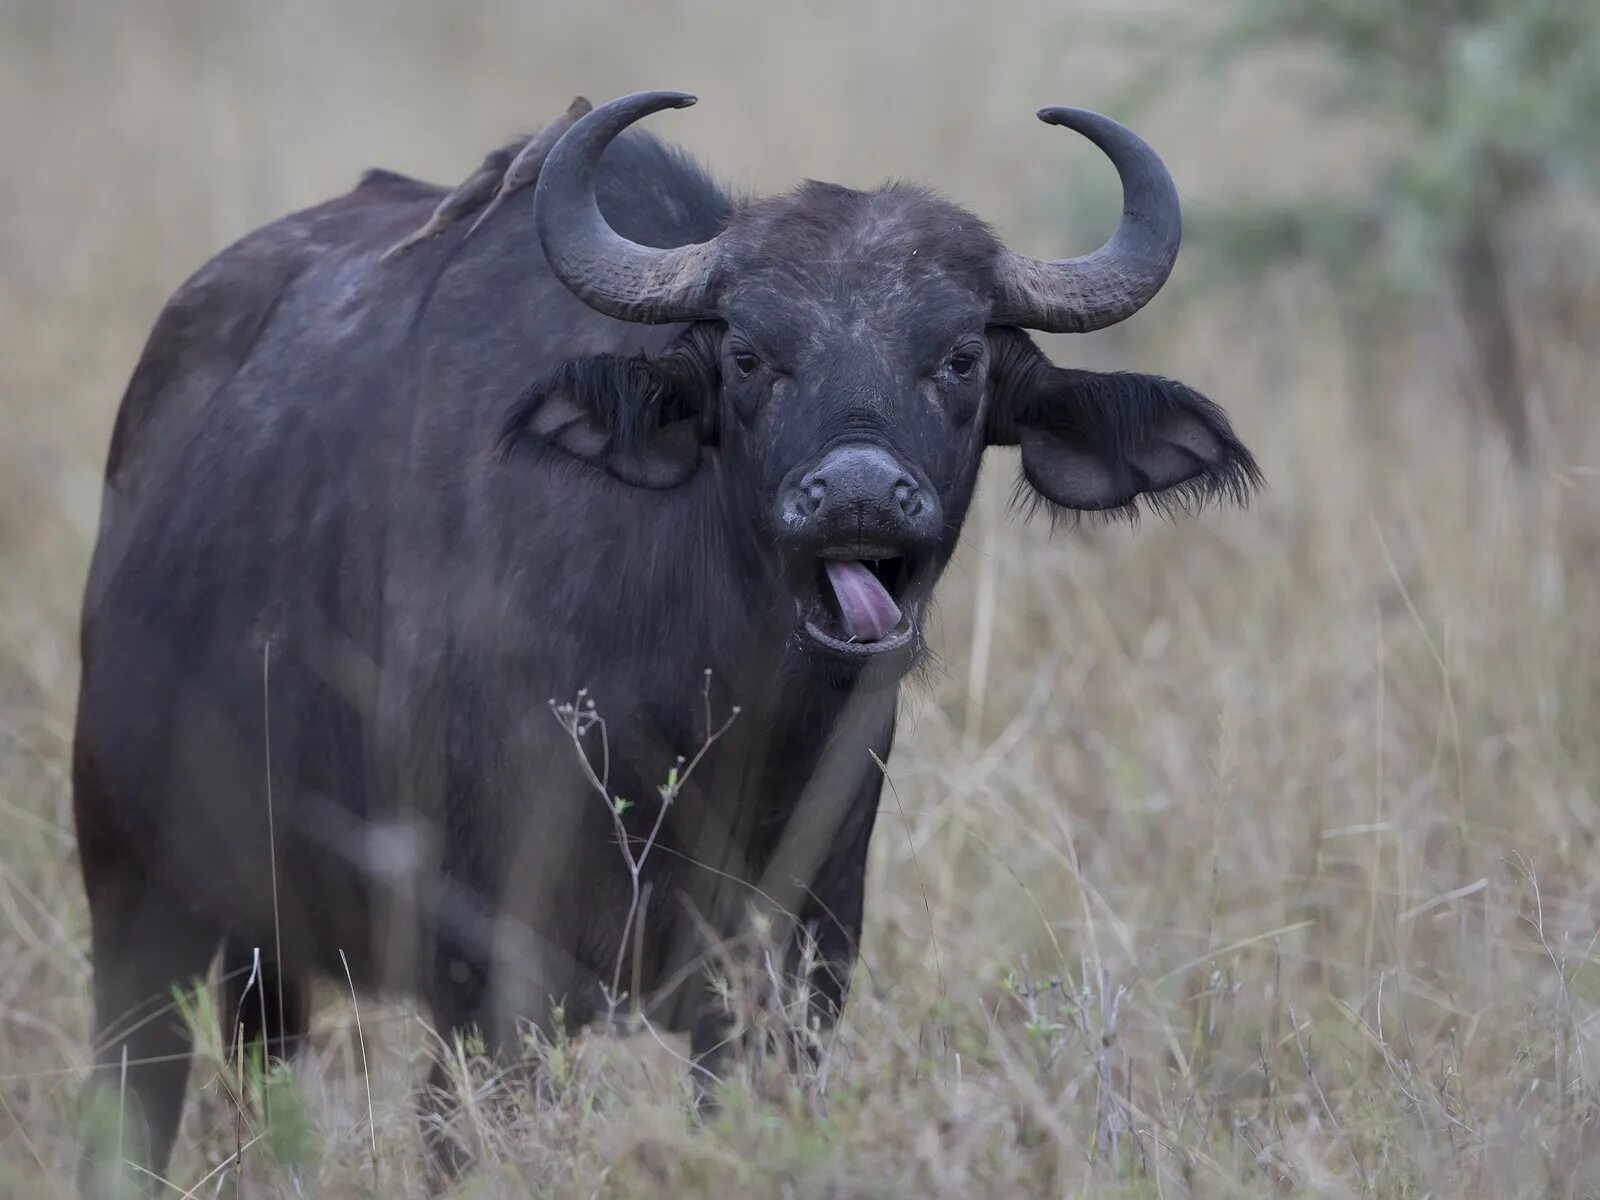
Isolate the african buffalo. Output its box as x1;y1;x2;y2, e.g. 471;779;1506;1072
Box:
73;90;1258;1191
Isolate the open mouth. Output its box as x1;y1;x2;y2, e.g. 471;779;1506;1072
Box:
797;548;920;658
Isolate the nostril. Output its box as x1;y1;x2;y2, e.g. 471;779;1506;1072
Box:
794;478;826;519
894;478;923;519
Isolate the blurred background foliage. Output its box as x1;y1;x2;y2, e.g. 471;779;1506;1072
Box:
1113;0;1600;459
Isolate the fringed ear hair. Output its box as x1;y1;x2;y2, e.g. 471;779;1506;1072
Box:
1005;370;1261;524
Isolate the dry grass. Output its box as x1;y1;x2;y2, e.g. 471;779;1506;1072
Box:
4;2;1600;1196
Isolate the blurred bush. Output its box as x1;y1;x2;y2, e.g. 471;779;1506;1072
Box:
1136;0;1600;461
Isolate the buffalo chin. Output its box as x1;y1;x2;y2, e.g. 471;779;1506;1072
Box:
788;616;923;690
789;599;924;690
802;610;917;660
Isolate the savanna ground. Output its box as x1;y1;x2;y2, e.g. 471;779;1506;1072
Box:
4;2;1600;1196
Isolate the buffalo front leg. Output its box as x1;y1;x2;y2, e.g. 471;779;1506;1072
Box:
688;974;737;1109
793;867;869;1047
787;803;875;1080
688;810;879;1103
419;903;580;1180
218;937;310;1065
685;887;868;1109
420;916;506;1180
790;739;883;1051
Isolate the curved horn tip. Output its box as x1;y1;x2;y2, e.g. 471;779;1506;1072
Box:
633;90;697;109
577;91;698;123
994;103;1180;333
1035;106;1109;131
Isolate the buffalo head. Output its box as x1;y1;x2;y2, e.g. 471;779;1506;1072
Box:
502;92;1259;679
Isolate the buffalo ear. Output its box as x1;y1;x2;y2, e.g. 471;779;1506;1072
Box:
992;358;1260;516
498;341;714;489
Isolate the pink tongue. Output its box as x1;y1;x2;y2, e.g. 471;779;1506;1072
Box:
823;560;903;643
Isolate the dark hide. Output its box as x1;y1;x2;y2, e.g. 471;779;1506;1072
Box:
73;122;1256;1193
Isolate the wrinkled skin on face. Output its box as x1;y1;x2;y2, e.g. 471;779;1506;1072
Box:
706;185;998;672
504;182;1258;685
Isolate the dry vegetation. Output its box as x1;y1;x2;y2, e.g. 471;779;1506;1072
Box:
4;1;1600;1196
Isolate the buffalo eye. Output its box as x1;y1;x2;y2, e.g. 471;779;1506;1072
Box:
732;351;760;378
946;351;978;379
